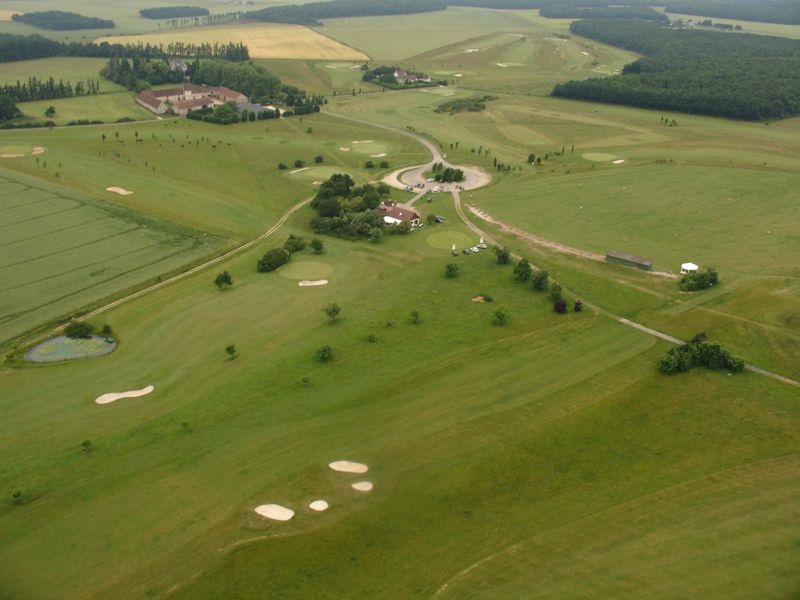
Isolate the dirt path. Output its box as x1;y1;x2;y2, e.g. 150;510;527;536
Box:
469;205;678;279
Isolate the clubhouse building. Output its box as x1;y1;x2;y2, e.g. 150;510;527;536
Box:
135;84;248;116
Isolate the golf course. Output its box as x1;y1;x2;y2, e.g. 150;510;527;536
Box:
0;2;798;599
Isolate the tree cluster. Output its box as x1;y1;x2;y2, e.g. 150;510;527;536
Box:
361;65;437;88
246;0;447;25
0;76;100;103
552;19;800;121
0;96;22;121
12;11;115;31
256;234;307;272
190;60;281;103
431;162;464;182
309;173;390;240
664;0;800;26
659;333;745;374
434;95;496;114
102;56;183;91
139;6;210;19
680;267;719;291
539;5;668;22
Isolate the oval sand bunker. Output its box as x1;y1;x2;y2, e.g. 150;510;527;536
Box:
95;385;154;405
352;481;374;492
299;280;328;287
329;460;368;474
309;500;329;512
254;504;294;521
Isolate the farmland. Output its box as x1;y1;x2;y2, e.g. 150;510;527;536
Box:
0;3;798;599
99;24;369;60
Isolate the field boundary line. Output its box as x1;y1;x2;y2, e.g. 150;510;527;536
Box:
19;196;312;347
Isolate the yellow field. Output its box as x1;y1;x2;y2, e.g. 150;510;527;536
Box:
97;24;368;60
0;10;20;20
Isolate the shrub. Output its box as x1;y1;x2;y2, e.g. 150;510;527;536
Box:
314;155;324;163
494;246;510;265
553;298;568;313
379;161;390;168
283;234;306;253
531;269;549;291
316;345;333;362
574;300;584;312
492;307;509;325
294;159;305;169
513;259;532;282
310;238;324;254
365;160;375;169
64;320;94;338
445;263;459;278
257;248;290;272
278;162;287;170
550;282;563;301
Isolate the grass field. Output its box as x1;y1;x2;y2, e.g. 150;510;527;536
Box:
0;168;222;344
14;91;152;125
254;59;380;96
663;11;800;40
0;57;122;92
99;24;368;60
0;5;798;599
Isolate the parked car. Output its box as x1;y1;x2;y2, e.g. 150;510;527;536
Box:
470;246;480;252
434;215;446;223
462;248;472;255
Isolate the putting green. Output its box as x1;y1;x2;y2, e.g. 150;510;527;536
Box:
348;141;391;155
278;260;334;280
25;335;116;363
0;145;30;155
288;166;354;183
427;230;475;250
582;152;618;162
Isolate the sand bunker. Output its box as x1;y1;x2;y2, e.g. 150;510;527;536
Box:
582;51;590;56
370;152;387;157
329;460;369;474
339;146;351;152
290;167;309;174
254;504;294;521
464;48;479;53
496;63;508;68
352;140;373;144
0;153;24;158
299;279;328;287
32;146;45;155
613;159;626;164
472;296;487;303
351;481;374;492
106;186;133;195
309;500;329;512
454;73;463;77
95;385;154;405
325;65;338;69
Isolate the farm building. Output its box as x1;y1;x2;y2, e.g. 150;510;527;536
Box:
680;262;699;274
393;69;432;84
135;84;248;116
605;250;653;271
377;202;420;227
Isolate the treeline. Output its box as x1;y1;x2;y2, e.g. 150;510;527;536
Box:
139;6;210;19
12;11;114;31
0;77;100;102
0;33;248;64
539;6;668;23
552;20;800;120
309;174;390;240
102;57;183;91
664;0;800;26
435;95;495;113
247;0;447;25
190;60;281;103
659;333;744;374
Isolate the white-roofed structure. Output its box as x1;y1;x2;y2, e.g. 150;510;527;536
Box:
680;262;699;274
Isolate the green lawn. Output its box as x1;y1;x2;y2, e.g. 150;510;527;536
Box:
254;58;380;96
14;91;152;125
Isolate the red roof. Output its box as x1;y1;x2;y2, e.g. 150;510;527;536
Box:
135;91;164;109
380;203;419;223
173;97;214;110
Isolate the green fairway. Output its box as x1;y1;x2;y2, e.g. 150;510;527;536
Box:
14;91;152;125
0;169;222;344
253;59;379;96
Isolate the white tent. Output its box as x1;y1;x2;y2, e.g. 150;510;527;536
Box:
680;262;699;274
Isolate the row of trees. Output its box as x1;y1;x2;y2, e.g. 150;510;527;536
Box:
539;5;668;22
552;19;800;120
309;173;390;240
660;333;745;374
101;57;183;91
11;10;114;31
0;33;248;64
434;95;495;114
139;6;210;19
247;0;447;25
0;77;100;103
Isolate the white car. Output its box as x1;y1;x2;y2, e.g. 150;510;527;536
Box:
470;246;480;252
432;186;439;192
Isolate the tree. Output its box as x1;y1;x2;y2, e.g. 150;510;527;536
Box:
257;248;290;272
314;155;324;164
64;319;94;338
324;302;341;321
214;270;233;289
574;300;584;312
445;263;459;278
494;246;510;265
0;95;22;121
44;105;56;117
316;345;333;362
379;161;390;168
294;159;305;168
81;439;94;452
225;344;237;360
367;332;377;342
310;238;324;254
531;269;549;291
410;310;421;324
513;259;532;282
553;298;568;313
283;234;306;253
365;160;375;169
278;162;287;170
550;282;563;301
492;307;509;325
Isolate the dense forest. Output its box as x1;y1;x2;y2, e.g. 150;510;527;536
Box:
101;57;184;91
139;6;210;19
663;0;800;26
309;174;390;240
11;11;115;31
552;20;800;120
0;33;248;63
0;77;100;102
189;60;282;103
539;6;668;22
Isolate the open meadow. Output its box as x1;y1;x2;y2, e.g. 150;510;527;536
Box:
0;4;798;599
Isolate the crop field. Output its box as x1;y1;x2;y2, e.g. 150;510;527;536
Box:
662;11;800;39
0;4;798;599
0;168;222;344
100;24;368;61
